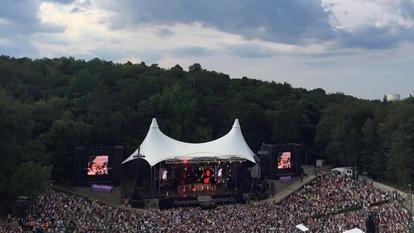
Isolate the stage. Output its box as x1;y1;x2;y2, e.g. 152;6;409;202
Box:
154;161;241;198
121;118;261;208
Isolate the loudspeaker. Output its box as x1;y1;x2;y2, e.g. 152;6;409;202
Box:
144;198;159;209
243;193;251;203
130;200;144;208
233;193;245;203
72;146;123;186
256;193;268;200
366;213;376;233
159;198;174;209
270;183;276;193
259;143;303;179
14;198;30;218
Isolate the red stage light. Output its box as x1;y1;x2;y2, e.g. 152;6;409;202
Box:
203;169;212;184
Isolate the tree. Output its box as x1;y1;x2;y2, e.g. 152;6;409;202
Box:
41;116;91;181
189;63;202;72
361;118;385;179
385;129;413;185
0;90;51;214
0;55;412;195
171;64;184;72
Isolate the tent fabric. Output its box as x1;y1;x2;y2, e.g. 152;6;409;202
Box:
295;224;309;232
122;118;257;166
343;228;365;233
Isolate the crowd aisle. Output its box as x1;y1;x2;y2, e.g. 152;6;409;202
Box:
0;173;410;233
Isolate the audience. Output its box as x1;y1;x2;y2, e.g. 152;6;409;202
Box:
0;173;410;232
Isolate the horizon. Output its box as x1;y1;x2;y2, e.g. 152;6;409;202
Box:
1;0;414;99
1;54;407;101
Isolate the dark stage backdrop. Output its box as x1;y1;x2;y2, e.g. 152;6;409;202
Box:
72;146;123;186
259;143;302;179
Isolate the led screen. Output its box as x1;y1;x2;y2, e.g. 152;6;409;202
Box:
87;155;109;176
277;152;292;169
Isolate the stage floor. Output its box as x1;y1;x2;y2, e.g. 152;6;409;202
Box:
159;184;235;198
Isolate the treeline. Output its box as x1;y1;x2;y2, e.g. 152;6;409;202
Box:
0;56;412;211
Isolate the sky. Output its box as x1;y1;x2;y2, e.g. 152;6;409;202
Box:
1;0;414;99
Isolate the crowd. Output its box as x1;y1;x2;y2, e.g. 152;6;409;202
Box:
0;173;411;232
370;202;411;233
0;217;22;233
286;174;400;218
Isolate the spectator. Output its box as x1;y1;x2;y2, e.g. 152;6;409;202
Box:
0;173;409;232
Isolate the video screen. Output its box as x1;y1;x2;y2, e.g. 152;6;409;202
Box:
215;167;223;183
277;152;292;169
87;155;109;176
159;168;168;181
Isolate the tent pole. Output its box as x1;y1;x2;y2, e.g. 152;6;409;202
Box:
232;161;234;190
135;147;140;187
159;163;161;197
150;166;153;198
235;162;238;191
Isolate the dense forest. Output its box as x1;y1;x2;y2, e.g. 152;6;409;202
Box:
0;55;413;212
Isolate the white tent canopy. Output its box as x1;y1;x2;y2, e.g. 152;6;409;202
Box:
343;228;365;233
122;118;256;166
295;224;309;232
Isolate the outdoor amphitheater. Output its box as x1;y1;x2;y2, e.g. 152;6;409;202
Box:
2;1;414;232
0;172;410;232
0;119;412;233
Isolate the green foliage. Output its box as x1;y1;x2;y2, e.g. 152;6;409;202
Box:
41;116;91;181
385;129;412;185
0;55;413;207
316;98;414;185
0;88;51;214
6;163;51;199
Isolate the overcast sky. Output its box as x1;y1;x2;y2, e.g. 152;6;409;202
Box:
1;0;414;99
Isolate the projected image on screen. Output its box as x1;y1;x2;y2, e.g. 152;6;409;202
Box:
277;152;292;169
87;155;109;176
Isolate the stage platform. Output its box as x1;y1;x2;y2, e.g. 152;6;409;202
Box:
56;166;320;211
158;193;240;209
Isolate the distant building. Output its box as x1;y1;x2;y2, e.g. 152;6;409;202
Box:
384;94;401;102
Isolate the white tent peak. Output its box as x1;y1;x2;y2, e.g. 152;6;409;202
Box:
149;118;159;128
122;118;256;166
232;119;240;129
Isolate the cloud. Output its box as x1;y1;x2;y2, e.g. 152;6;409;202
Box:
400;0;414;21
70;7;85;13
99;0;335;45
41;0;77;4
88;47;164;64
229;43;276;58
338;25;414;49
0;0;65;56
0;0;42;35
157;28;174;37
323;0;414;50
95;0;414;51
0;35;38;57
0;0;64;35
169;46;211;57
